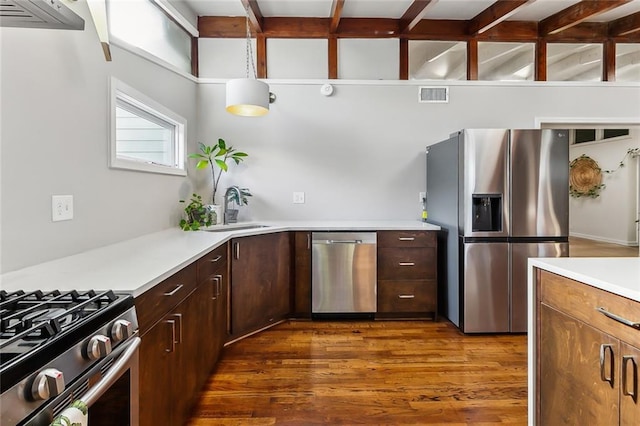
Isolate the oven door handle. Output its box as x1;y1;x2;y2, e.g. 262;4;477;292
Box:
80;336;141;407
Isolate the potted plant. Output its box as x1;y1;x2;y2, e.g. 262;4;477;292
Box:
188;139;248;224
179;193;214;231
224;186;252;224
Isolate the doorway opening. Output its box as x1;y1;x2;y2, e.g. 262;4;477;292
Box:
537;119;639;257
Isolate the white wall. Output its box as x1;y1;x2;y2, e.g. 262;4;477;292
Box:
197;80;640;225
0;2;198;273
569;132;640;245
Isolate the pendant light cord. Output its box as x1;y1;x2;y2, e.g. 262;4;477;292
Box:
245;5;257;79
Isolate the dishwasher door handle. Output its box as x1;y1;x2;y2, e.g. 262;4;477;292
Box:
327;240;363;244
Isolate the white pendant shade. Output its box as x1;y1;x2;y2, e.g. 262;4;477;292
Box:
226;79;270;117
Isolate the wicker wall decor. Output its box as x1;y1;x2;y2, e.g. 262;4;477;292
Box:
569;154;604;198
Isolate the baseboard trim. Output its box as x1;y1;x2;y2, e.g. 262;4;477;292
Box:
570;232;639;247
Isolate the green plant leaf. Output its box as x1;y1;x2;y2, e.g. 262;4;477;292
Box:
217;148;228;157
215;159;228;171
196;160;209;169
234;152;248;157
218;138;226;150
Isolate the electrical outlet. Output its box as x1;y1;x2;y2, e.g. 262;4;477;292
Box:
293;192;305;204
52;195;73;221
419;192;426;203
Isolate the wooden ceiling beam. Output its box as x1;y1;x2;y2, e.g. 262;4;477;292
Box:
330;0;345;33
477;20;538;41
199;16;247;38
239;0;264;33
405;19;468;40
609;10;640;36
399;0;435;34
539;0;631;35
198;14;640;42
262;17;330;38
468;0;532;35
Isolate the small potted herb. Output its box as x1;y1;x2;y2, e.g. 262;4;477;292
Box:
179;193;214;231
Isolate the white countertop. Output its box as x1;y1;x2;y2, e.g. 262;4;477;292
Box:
529;257;640;302
0;220;439;297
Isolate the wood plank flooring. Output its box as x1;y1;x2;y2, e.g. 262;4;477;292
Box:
187;320;527;425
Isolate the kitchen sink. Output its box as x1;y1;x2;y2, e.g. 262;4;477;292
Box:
201;223;270;232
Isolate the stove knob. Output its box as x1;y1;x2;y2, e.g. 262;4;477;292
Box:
111;319;133;343
31;368;65;400
85;334;112;360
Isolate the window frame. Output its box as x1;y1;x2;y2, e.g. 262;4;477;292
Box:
569;128;631;146
109;77;187;176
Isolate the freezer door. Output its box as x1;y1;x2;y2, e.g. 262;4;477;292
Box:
510;129;569;237
510;242;569;332
462;242;509;333
462;129;510;238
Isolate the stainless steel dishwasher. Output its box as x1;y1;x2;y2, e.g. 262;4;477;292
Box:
311;232;377;318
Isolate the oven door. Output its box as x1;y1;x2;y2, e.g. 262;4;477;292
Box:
24;336;140;426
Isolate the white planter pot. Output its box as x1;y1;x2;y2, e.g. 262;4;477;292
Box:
206;204;223;225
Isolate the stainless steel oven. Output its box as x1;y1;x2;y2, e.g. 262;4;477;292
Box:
0;290;139;425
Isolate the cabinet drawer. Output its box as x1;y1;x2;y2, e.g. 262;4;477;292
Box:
196;243;227;283
377;247;436;280
377;280;436;313
377;231;436;248
539;270;640;346
135;263;197;334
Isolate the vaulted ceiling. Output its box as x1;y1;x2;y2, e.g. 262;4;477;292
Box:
184;0;640;81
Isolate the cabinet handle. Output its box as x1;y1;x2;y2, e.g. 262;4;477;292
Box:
209;255;223;263
234;242;240;260
596;307;640;330
165;319;176;353
398;237;415;241
398;294;415;299
622;355;638;401
307;233;311;250
399;262;415;266
210;276;219;300
215;274;223;298
600;344;615;387
163;284;183;297
171;313;183;345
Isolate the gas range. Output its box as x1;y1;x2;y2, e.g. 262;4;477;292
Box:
0;289;139;425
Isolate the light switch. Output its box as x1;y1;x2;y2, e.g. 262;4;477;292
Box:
293;192;305;204
52;195;74;221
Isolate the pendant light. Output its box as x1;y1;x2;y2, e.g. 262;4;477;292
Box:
225;6;270;117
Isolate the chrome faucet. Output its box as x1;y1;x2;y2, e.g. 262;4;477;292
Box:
224;186;242;224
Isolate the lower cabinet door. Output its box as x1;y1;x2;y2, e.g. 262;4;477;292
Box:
539;303;620;425
139;314;180;426
621;342;640;426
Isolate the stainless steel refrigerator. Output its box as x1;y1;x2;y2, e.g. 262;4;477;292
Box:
426;129;569;333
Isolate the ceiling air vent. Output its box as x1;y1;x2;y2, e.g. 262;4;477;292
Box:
419;86;449;103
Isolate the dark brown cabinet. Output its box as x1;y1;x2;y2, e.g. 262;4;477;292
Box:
195;244;228;370
292;231;312;319
229;232;291;340
536;269;640;425
137;265;202;426
376;230;437;319
136;243;228;426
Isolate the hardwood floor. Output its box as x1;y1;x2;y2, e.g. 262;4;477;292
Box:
569;236;639;257
186;237;635;425
187;320;527;425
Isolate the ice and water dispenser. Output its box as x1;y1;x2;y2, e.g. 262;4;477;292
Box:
471;194;502;232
